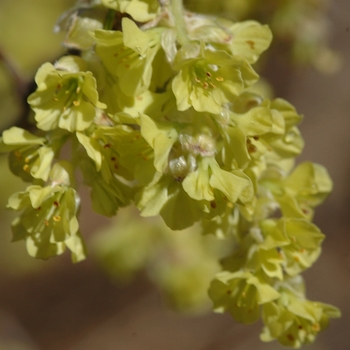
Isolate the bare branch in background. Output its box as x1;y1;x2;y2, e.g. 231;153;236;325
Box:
0;46;34;130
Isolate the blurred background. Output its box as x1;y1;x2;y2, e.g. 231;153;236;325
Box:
0;0;349;349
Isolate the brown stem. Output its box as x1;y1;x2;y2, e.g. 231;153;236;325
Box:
0;47;34;130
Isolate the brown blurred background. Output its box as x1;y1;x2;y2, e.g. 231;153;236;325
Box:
0;0;349;349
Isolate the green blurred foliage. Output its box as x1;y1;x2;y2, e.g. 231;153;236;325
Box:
0;0;75;129
0;64;20;130
0;0;75;76
92;207;231;313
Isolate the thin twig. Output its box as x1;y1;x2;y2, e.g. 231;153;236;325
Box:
0;47;28;97
0;46;34;130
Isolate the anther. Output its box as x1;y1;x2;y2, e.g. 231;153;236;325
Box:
287;334;294;342
312;323;320;331
247;143;257;153
23;164;30;173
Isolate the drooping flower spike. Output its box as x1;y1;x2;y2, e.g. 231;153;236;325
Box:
0;0;340;347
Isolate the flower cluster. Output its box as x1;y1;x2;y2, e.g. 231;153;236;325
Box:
184;0;340;73
0;0;340;347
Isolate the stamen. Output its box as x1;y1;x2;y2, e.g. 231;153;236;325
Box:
23;164;30;173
